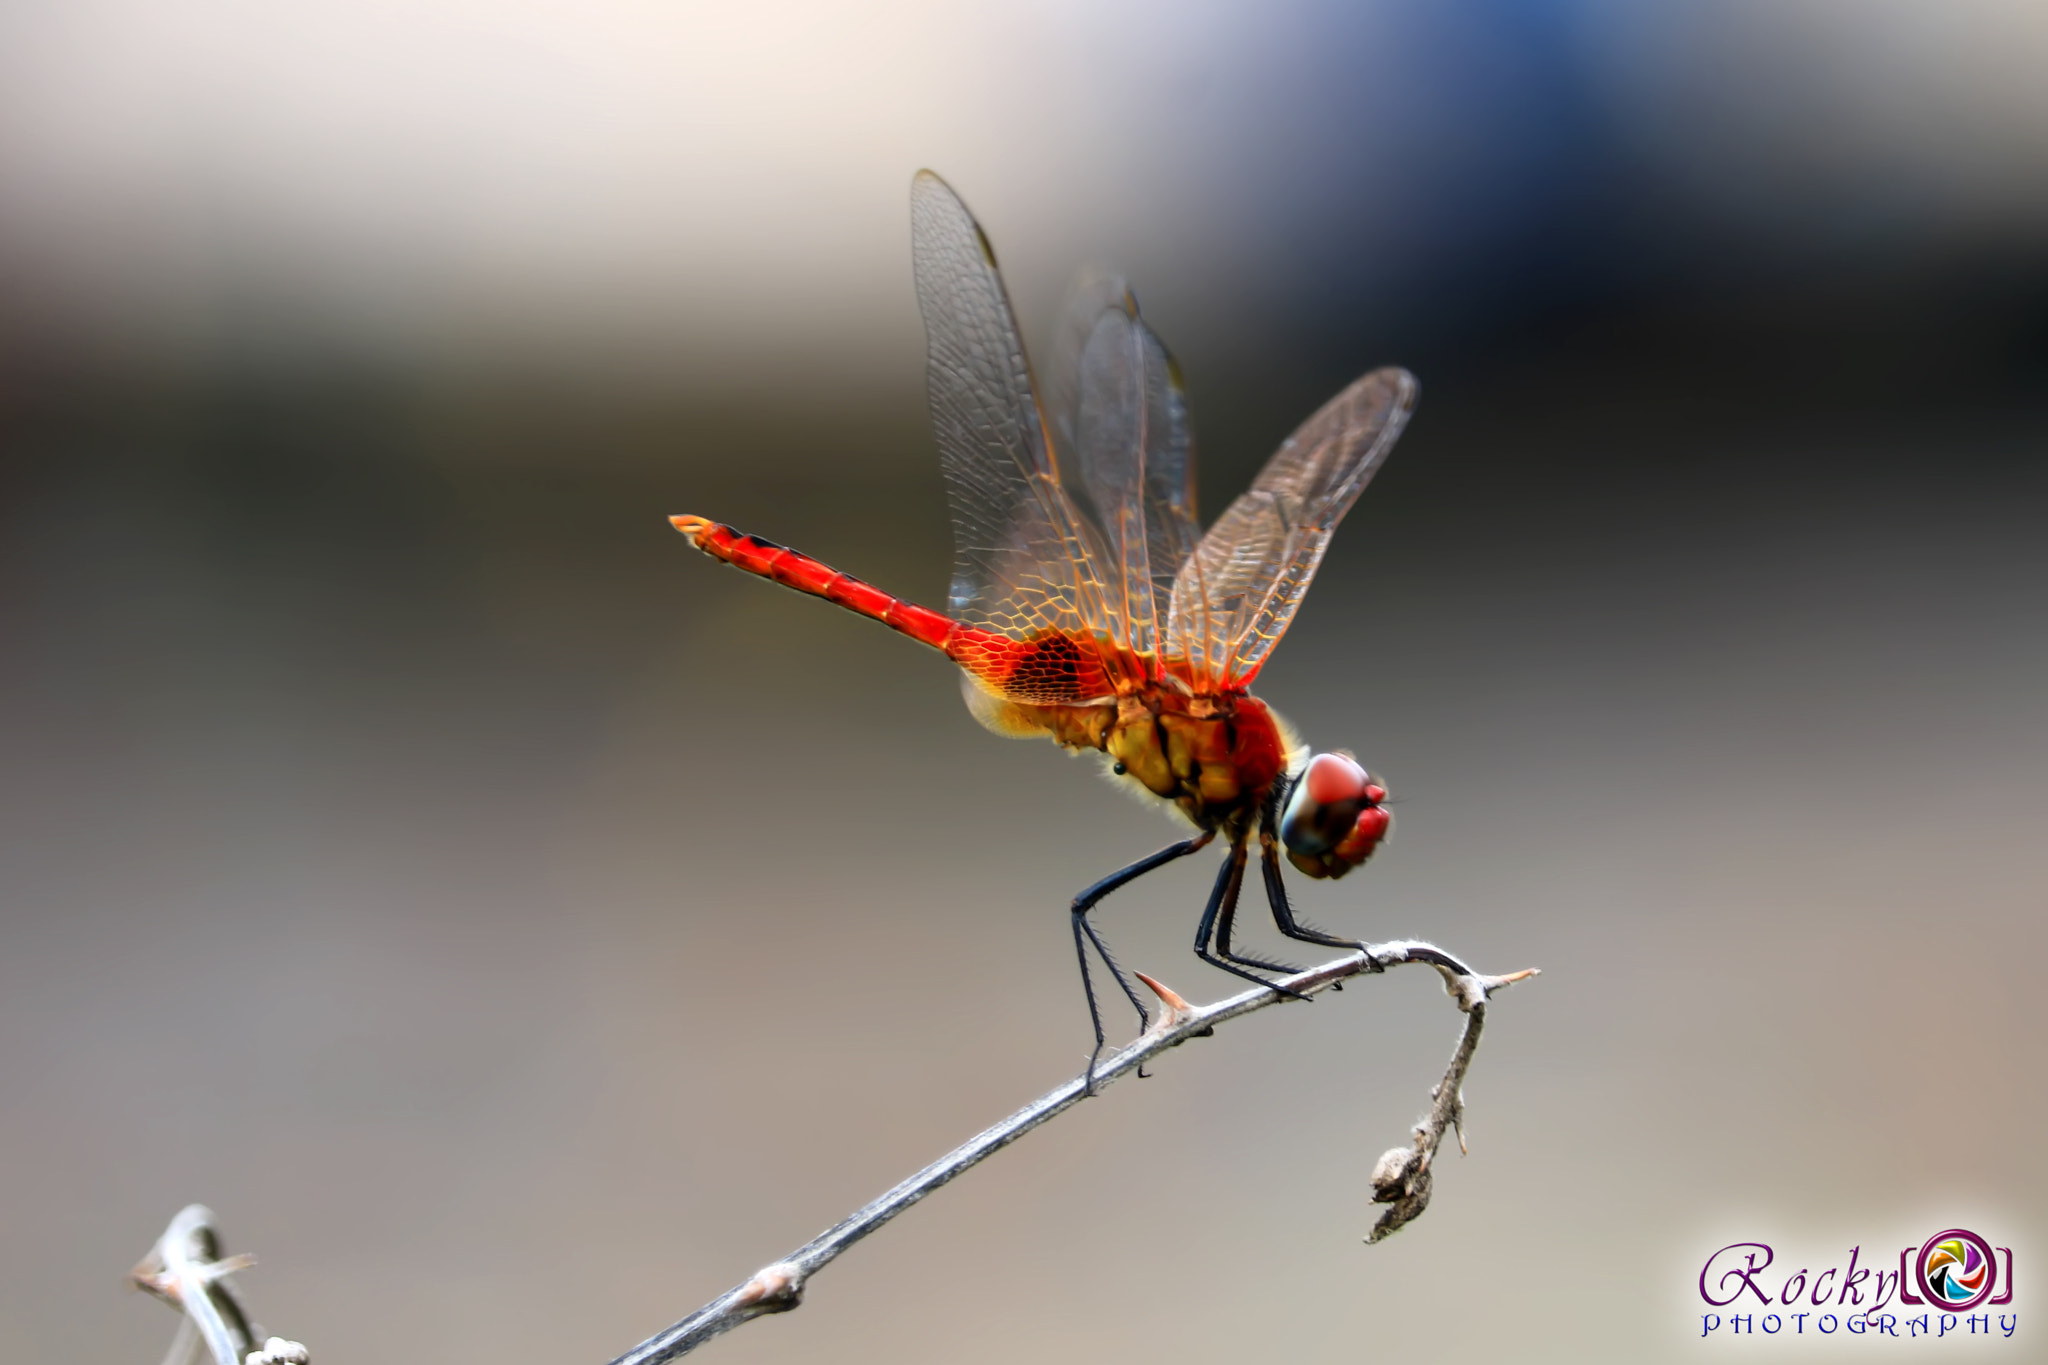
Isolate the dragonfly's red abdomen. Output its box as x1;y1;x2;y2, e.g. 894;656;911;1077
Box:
674;514;1133;702
674;515;955;652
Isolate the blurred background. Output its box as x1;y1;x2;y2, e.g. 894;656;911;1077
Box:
3;1;2044;1360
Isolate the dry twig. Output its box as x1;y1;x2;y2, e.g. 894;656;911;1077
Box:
605;939;1537;1363
131;1205;307;1365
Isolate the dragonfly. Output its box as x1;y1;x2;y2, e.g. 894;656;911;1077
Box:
673;171;1416;1086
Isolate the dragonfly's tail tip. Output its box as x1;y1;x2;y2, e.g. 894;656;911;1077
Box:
670;514;710;540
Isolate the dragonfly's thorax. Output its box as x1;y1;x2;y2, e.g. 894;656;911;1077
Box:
1097;690;1292;830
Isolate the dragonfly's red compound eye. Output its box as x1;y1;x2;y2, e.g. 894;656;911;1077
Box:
1277;753;1376;859
1333;805;1391;866
1303;752;1369;806
1280;751;1385;878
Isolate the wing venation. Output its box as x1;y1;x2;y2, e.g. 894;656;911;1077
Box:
910;171;1129;711
1042;276;1201;673
1167;368;1417;690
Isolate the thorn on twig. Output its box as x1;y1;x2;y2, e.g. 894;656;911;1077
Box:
1131;972;1209;1076
132;1253;256;1307
131;1269;177;1302
203;1254;256;1284
1132;971;1200;1038
734;1262;804;1315
1437;965;1540;1011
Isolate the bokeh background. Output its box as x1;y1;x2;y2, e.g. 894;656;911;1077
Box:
3;1;2045;1360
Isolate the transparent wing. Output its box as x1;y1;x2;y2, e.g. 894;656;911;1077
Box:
910;171;1130;703
1167;368;1417;690
1041;276;1201;672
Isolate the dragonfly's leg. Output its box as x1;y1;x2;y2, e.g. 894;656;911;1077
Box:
1070;830;1214;1094
1258;830;1371;954
1194;839;1312;1000
1213;854;1303;974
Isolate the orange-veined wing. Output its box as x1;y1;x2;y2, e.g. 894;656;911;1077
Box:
910;171;1136;711
1042;276;1201;677
1166;368;1417;691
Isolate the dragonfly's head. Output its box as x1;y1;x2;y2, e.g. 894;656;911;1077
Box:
1279;751;1389;880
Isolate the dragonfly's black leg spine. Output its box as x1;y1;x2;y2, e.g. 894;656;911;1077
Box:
1193;839;1312;999
1213;849;1304;974
1258;827;1370;953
